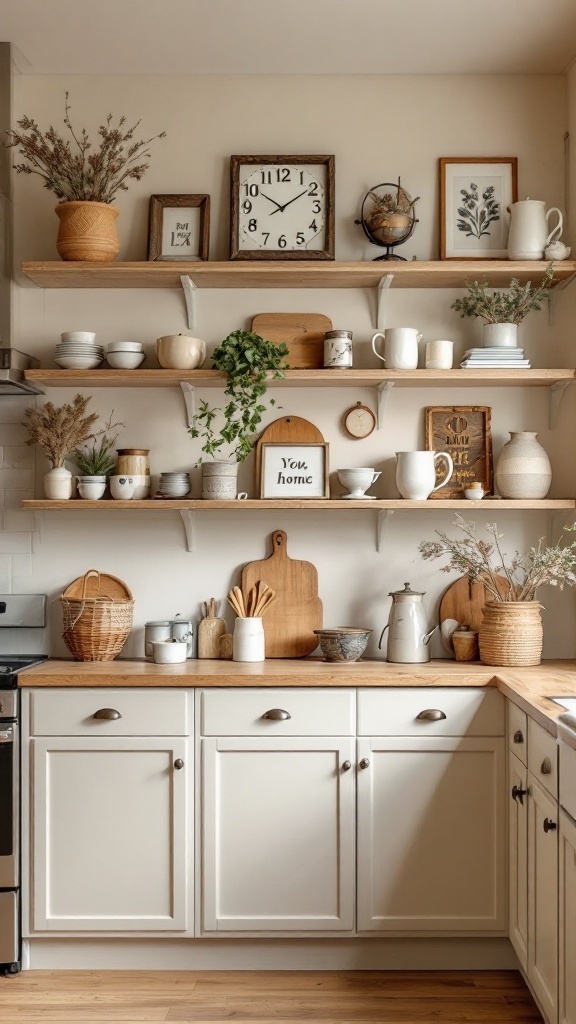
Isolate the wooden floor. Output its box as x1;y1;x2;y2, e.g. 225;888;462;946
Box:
0;970;542;1023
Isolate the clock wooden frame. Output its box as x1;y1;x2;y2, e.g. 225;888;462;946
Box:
229;154;335;261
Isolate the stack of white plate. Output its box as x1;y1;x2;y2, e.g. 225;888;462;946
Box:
158;472;191;498
55;331;103;369
106;341;145;370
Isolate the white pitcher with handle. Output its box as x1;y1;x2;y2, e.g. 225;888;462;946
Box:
396;450;454;500
507;198;563;260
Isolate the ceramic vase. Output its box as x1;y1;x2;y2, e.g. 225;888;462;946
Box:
233;617;265;662
479;601;543;667
44;466;73;500
495;431;552;499
201;461;238;500
55;201;120;262
482;323;518;348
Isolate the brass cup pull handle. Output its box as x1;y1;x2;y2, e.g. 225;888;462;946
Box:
174;758;184;770
416;709;447;722
512;785;527;804
92;708;122;721
513;730;524;744
261;709;291;721
540;757;552;776
543;817;557;833
341;760;352;772
359;757;370;769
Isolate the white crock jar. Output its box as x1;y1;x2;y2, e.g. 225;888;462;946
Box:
144;620;172;660
233;617;265;662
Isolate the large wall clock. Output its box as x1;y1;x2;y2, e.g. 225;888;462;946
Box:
230;154;335;261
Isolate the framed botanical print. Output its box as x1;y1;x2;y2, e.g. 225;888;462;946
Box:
148;194;210;261
439;158;518;259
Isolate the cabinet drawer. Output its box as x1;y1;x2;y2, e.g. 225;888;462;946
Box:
29;688;190;736
528;718;558;799
199;688;355;736
357;687;504;736
507;702;528;764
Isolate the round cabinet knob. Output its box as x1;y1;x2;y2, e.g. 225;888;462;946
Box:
513;730;524;744
92;708;122;721
540;757;552;776
416;709;447;722
512;785;527;804
261;709;291;721
359;757;370;770
543;817;557;833
174;758;184;770
341;760;352;772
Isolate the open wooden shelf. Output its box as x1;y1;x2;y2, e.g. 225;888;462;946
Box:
24;368;576;390
21;259;576;290
22;498;576;511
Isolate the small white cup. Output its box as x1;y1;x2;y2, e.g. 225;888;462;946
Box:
425;339;454;370
372;328;422;369
109;475;135;500
464;483;485;500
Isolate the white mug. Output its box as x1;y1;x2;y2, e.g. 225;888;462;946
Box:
396;450;454;500
372;328;422;370
109;475;135;500
425;340;454;370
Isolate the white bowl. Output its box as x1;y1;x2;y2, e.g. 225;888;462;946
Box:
126;475;150;499
55;356;103;369
152;640;188;664
106;352;145;369
107;341;143;353
61;331;96;344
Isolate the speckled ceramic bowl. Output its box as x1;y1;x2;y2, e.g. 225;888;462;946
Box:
313;628;372;663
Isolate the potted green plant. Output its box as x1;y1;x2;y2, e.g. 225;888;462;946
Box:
73;412;125;499
451;262;555;348
419;513;576;666
22;394;99;500
188;329;288;499
5;93;165;262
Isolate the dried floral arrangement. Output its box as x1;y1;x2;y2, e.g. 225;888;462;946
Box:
73;412;125;476
419;514;576;602
5;93;166;204
23;394;98;468
451;262;554;325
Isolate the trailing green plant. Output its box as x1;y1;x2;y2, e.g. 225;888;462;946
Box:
73;412;125;476
5;93;166;204
419;513;576;602
23;393;98;468
188;330;289;463
451;262;555;325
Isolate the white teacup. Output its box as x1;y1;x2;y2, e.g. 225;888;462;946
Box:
372;328;422;369
425;339;454;370
110;475;135;500
338;468;381;499
156;334;206;369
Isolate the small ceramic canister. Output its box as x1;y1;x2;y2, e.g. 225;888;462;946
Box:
233;617;265;662
324;330;353;368
144;620;172;660
425;339;454;370
109;475;134;500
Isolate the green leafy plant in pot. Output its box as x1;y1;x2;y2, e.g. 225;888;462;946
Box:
188;330;288;499
451;262;554;349
73;412;125;500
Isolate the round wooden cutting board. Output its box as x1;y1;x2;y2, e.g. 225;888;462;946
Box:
439;574;511;633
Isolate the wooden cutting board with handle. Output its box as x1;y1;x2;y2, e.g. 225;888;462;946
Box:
439;574;511;634
251;313;332;368
255;415;325;494
241;529;322;657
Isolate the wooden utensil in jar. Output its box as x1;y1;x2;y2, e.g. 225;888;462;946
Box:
198;598;226;658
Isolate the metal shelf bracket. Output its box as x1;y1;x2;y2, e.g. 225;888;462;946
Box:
180;274;198;331
180;382;197;428
376;509;394;552
549;379;573;428
180;510;196;553
377;381;395;429
376;273;394;331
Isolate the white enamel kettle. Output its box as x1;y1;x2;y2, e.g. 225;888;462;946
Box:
507;198;563;261
378;582;437;664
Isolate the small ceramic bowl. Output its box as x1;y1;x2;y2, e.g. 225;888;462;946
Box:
106;351;145;369
152;640;188;664
107;341;143;353
61;331;96;344
313;628;372;663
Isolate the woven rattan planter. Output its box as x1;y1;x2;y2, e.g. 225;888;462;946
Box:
479;600;543;667
56;201;120;262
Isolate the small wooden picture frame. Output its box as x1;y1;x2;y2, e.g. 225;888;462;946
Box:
148;194;210;261
425;406;492;498
260;443;330;499
439;158;518;260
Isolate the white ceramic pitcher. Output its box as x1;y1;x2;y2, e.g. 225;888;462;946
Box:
507;199;563;260
396;450;454;500
372;328;421;369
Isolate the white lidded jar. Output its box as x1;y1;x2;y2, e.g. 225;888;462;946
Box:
144;620;172;660
233;617;265;662
495;431;552;499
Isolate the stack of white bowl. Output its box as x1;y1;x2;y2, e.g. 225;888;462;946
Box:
106;342;145;369
158;472;191;498
55;332;103;369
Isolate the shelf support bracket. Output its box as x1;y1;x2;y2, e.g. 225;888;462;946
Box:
549;379;573;429
180;382;197;428
377;381;394;429
376;509;394;552
180;275;197;331
376;274;394;332
180;510;196;553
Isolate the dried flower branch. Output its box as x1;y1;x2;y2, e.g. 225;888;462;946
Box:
5;93;166;204
23;394;99;468
451;263;554;325
73;412;125;476
419;514;576;601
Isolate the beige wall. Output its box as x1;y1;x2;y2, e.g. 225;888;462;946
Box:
9;73;576;659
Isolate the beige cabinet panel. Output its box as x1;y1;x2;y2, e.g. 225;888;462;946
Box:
31;737;189;932
357;688;504;737
528;778;559;1024
200;688;355;737
508;750;528;971
528;718;558;801
201;736;355;933
357;736;506;933
30;687;190;736
507;701;528;765
560;810;576;1024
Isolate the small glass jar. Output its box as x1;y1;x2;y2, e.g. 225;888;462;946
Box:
233;617;265;663
324;330;353;369
144;620;171;659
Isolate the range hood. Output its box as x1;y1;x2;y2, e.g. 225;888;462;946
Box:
0;348;43;396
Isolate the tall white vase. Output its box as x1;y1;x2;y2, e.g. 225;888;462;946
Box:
44;466;73;500
495;431;552;499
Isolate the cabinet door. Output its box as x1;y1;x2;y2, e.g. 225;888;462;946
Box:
509;750;528;971
31;737;189;932
528;778;559;1024
560;810;576;1024
357;736;506;933
201;736;355;933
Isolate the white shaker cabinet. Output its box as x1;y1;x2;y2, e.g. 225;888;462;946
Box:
508;750;529;971
528;778;559;1024
559;809;576;1024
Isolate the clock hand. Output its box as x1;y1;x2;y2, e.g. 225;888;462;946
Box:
260;192;284;211
269;189;309;215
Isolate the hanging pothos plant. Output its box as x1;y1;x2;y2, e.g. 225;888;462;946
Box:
188;330;289;462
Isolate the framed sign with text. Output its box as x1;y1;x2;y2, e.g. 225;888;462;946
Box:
260;443;330;499
148;194;210;261
425;406;492;498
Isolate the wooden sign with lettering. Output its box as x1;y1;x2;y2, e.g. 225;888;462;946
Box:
425;406;492;498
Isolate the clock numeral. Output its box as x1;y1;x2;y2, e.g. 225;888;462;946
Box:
260;171;273;184
296;232;305;245
309;220;318;232
308;182;319;196
244;183;259;197
278;168;291;182
262;232;270;244
312;201;321;214
299;171;305;185
278;235;287;248
248;219;257;232
242;200;252;214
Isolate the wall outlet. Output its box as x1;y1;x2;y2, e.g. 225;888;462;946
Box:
0;594;46;627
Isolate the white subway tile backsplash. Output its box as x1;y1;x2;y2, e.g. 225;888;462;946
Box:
4;510;34;531
0;397;35;424
4;488;33;508
0;446;35;468
0;424;28;446
0;467;34;488
0;533;32;554
0;573;11;593
11;554;32;577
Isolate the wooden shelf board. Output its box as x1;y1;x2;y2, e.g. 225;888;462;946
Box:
22;498;576;511
21;259;576;290
24;368;576;389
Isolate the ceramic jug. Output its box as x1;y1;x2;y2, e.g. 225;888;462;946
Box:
507;198;563;260
378;583;437;663
395;450;454;500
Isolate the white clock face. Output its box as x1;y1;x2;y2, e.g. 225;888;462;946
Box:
237;162;327;253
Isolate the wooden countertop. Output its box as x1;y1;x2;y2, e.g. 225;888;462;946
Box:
19;657;576;735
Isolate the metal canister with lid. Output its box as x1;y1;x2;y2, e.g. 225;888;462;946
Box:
144;620;171;659
324;330;353;369
169;617;196;659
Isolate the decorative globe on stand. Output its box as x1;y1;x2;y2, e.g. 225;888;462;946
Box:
355;178;419;261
